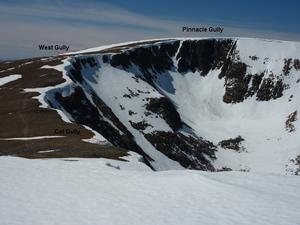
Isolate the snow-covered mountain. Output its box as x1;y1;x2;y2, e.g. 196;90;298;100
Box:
0;38;300;174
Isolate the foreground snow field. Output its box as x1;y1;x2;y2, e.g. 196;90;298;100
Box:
0;156;299;225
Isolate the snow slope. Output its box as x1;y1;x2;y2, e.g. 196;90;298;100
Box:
83;60;183;170
160;38;300;173
0;156;299;225
159;45;300;173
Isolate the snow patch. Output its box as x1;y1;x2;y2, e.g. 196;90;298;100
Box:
0;74;21;86
82;125;109;145
37;149;60;153
1;136;64;140
24;59;73;123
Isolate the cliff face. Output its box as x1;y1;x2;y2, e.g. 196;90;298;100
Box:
47;39;235;170
1;38;300;174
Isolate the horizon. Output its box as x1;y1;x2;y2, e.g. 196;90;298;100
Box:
3;36;300;61
1;0;300;59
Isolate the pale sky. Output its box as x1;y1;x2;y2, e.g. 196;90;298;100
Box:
1;0;299;59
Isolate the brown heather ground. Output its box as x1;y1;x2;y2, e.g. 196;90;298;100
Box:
0;56;128;160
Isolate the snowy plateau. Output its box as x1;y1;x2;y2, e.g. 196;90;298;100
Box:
0;37;300;225
1;156;300;225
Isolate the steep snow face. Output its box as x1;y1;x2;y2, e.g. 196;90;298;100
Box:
158;39;300;174
44;38;300;174
1;156;300;225
82;61;183;170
